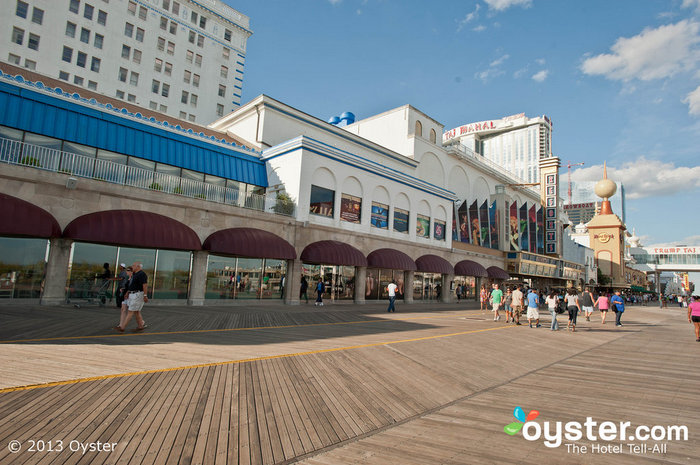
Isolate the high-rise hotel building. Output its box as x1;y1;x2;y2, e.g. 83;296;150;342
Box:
443;113;553;183
0;0;251;124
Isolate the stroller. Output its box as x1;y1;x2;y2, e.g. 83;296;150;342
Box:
66;278;112;308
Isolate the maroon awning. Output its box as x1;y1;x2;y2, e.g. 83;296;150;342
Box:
487;266;510;280
63;210;201;250
415;254;453;274
1;192;61;238
454;260;488;277
204;228;296;259
300;240;367;267
367;248;417;271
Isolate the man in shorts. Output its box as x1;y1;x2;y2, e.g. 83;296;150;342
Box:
527;288;541;328
581;287;595;321
511;286;523;325
491;283;503;321
114;261;149;332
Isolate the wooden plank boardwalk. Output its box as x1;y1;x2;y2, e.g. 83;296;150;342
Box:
0;303;696;464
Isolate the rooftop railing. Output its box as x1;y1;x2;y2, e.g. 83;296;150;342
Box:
0;137;296;217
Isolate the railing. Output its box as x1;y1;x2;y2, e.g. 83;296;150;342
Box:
0;137;296;217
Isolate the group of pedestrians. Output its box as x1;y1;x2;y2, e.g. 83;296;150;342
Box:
113;261;149;332
488;284;627;331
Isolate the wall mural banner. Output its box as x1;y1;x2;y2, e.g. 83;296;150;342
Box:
370;202;388;229
452;204;459;241
434;220;446;241
536;206;544;255
469;201;480;246
509;201;520;251
479;201;490;247
489;200;498;249
340;194;361;223
519;203;529;251
393;208;409;233
528;204;537;253
416;214;430;238
458;201;470;243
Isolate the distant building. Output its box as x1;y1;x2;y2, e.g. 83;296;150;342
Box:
0;0;251;124
564;181;626;224
443;113;553;183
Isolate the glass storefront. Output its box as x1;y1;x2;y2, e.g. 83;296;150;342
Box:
0;237;49;298
205;255;286;300
67;242;190;300
302;264;355;301
453;276;476;299
365;268;406;300
413;272;442;300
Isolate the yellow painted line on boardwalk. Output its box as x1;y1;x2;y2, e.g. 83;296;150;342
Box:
0;324;514;394
0;312;476;344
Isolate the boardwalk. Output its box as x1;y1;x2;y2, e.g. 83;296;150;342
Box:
0;302;697;464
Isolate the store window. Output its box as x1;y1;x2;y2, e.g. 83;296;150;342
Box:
0;237;49;298
309;185;334;218
340;194;361;224
365;268;405;300
302;264;355;301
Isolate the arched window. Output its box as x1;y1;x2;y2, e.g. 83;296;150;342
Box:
415;120;422;137
429;128;436;143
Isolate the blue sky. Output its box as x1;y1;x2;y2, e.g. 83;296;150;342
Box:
228;0;700;252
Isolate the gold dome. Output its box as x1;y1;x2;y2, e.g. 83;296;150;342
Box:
594;161;617;199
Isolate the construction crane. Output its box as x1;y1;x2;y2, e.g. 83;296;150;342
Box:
566;161;584;205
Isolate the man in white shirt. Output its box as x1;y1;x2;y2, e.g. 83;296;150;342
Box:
387;279;398;312
511;286;524;325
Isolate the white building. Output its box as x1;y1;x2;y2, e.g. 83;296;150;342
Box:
1;0;251;124
442;113;553;183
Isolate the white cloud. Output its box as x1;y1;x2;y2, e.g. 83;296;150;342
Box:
580;20;700;81
473;25;487;32
647;235;700;247
457;4;480;32
683;85;700;115
490;54;510;67
570;157;700;199
484;0;532;11
476;54;509;83
682;0;700;10
328;0;342;5
514;67;528;78
535;58;546;65
532;69;549;82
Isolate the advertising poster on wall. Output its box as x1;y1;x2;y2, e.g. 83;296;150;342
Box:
452;206;459;241
519;203;529;251
469;201;480;246
479;201;490;247
529;204;537;253
489;201;498;249
537;206;544;254
309;185;334;217
393;208;409;233
370;202;388;229
458;201;470;243
509;201;520;251
340;194;362;223
416;214;430;238
434;220;446;241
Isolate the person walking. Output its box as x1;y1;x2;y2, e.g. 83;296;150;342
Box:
594;292;610;324
115;263;128;308
116;266;133;330
610;290;625;327
114;261;148;332
527;288;541;328
581;287;595;321
491;283;503;321
545;290;559;331
315;278;325;306
456;284;462;302
300;275;309;303
480;285;488;310
511;286;523;325
565;288;581;332
504;288;513;323
687;295;700;342
387;279;398;312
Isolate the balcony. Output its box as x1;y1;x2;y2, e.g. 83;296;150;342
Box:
0;137;296;217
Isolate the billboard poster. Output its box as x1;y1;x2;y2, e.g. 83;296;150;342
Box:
509;201;520;251
393;208;409;233
452;205;459;241
434;220;446;241
489;201;498;249
519;203;529;251
536;207;544;254
469;201;480;246
340;194;361;223
458;201;470;243
416;214;431;238
370;202;388;229
529;204;537;253
479;201;490;247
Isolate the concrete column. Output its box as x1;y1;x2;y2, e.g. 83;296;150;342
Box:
441;273;454;303
285;258;303;305
187;250;209;306
41;238;73;305
354;266;366;304
655;269;662;309
404;270;414;304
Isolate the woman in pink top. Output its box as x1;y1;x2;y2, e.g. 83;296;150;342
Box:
687;296;700;342
594;293;610;324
